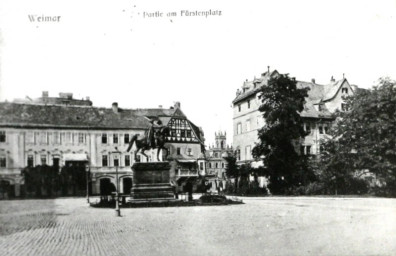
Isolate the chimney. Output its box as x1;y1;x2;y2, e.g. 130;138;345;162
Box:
330;76;335;82
311;78;315;84
59;92;73;99
112;102;118;113
267;66;270;75
42;91;49;98
174;101;181;109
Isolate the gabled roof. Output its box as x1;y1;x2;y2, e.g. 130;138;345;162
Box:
233;69;354;119
0;102;183;130
322;78;348;102
232;70;279;104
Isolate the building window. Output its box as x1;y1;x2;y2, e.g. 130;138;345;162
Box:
53;157;60;168
305;123;311;134
199;162;204;171
0;131;6;142
236;148;241;161
124;134;130;144
27;155;34;167
341;103;349;111
187;148;192;156
222;162;225;168
114;158;119;167
113;134;118;144
125;155;130;166
102;134;107;144
34;132;39;144
0;156;6;167
306;146;311;155
26;131;35;144
187;130;192;138
78;133;85;144
54;132;61;144
215;162;218;168
324;126;329;134
245;146;251;160
342;88;348;94
181;130;186;138
237;123;242;134
102;155;108;167
65;132;72;144
246;120;251;132
301;146;312;155
177;147;181;155
319;126;323;134
40;155;47;165
39;132;48;144
238;104;241;112
247;100;251;109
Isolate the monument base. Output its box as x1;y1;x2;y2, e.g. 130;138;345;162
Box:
130;162;174;200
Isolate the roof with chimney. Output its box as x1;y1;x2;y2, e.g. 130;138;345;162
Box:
232;70;353;119
0;102;189;130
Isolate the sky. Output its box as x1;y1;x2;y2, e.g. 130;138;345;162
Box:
0;0;395;145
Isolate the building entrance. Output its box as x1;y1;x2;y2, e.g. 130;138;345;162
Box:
60;161;87;196
0;180;15;199
123;178;132;194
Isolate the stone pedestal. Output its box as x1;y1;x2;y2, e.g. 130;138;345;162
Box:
130;162;174;199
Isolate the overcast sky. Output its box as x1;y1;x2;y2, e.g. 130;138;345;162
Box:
1;0;395;145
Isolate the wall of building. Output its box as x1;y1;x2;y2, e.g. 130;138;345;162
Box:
233;95;264;163
0;126;203;196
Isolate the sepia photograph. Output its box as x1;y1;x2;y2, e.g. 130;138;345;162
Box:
0;0;396;255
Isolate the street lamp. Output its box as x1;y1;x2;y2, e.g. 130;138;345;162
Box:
85;163;90;204
112;147;121;217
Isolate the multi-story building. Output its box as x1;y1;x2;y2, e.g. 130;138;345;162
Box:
204;131;233;192
0;92;205;197
232;68;355;164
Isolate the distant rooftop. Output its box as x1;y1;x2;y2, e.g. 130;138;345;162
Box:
13;91;93;106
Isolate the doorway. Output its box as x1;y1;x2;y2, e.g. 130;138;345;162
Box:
123;178;132;194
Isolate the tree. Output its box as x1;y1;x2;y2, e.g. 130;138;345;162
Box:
322;77;396;196
252;74;314;194
319;139;368;195
224;156;253;194
22;164;59;197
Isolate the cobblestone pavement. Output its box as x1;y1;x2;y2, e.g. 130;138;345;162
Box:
0;197;395;256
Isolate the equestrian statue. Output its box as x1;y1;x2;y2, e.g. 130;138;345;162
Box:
126;118;170;162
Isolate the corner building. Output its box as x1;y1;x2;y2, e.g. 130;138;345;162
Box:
232;69;356;164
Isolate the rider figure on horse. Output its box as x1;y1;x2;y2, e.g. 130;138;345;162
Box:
147;118;163;148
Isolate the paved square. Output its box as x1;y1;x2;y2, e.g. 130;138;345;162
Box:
1;197;395;256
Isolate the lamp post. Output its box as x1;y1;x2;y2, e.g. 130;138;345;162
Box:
85;163;90;204
112;147;121;217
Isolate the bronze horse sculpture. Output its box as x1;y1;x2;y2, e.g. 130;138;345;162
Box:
126;126;170;162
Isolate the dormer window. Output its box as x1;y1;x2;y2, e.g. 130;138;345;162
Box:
342;88;348;94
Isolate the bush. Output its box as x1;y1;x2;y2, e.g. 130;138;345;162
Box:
199;194;227;204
